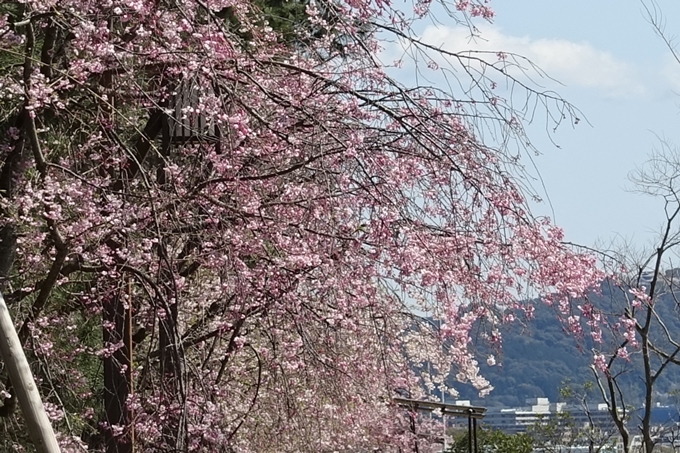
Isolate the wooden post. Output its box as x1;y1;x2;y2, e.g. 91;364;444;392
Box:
468;415;472;453
0;291;61;453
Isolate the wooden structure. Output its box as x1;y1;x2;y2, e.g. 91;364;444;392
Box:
0;291;61;453
394;397;486;453
162;78;221;151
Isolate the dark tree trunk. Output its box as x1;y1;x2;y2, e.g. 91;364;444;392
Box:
103;290;133;453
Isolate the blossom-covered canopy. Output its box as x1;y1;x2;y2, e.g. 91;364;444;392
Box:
0;0;600;451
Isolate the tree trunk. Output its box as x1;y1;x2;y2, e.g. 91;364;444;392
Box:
103;290;133;453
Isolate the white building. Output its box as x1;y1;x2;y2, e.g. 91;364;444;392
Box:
481;398;615;434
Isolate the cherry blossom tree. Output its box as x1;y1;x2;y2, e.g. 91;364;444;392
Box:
0;0;602;451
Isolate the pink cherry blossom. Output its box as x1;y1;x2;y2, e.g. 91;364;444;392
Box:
0;0;601;451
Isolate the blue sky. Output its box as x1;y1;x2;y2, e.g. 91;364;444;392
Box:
386;0;680;252
489;0;680;251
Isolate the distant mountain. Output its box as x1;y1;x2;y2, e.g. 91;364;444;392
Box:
454;302;594;407
453;281;680;408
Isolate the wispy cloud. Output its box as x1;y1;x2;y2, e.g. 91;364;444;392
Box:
660;54;680;94
417;25;646;99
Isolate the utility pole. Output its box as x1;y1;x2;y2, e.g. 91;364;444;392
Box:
0;291;61;453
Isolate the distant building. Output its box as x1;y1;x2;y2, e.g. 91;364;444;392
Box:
479;398;615;434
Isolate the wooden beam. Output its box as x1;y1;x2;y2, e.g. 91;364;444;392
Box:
0;291;61;453
393;397;487;419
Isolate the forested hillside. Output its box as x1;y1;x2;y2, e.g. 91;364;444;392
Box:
458;278;680;408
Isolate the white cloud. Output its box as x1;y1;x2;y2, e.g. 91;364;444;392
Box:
660;55;680;95
417;25;646;99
